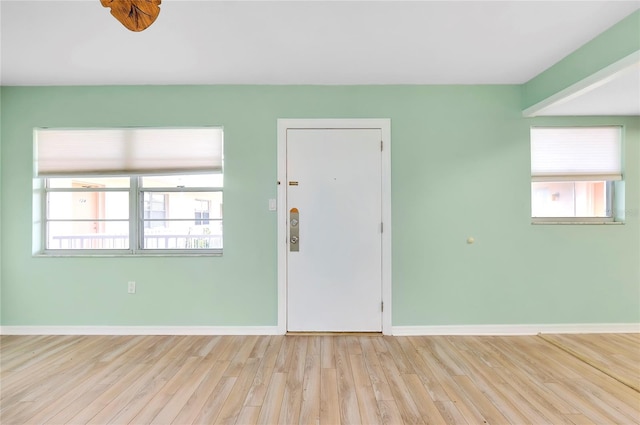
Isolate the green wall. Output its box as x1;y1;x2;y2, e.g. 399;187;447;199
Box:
1;85;638;327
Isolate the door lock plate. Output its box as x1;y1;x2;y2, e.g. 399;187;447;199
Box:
290;208;299;252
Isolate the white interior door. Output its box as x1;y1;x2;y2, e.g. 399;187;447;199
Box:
286;128;382;332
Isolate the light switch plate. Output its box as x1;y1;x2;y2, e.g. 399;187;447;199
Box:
269;198;277;211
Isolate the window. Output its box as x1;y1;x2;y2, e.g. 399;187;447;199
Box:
35;127;223;254
194;199;211;225
144;193;167;229
530;126;622;223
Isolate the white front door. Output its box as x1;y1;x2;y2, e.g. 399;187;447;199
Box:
285;128;383;332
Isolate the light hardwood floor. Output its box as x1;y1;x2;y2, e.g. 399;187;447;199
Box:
539;333;640;393
1;334;639;424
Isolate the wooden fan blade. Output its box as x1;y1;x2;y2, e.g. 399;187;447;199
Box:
101;0;161;32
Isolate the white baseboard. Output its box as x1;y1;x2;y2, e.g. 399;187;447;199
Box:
392;323;640;336
2;324;637;336
0;326;283;336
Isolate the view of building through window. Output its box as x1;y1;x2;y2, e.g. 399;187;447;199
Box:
531;181;609;218
45;174;223;251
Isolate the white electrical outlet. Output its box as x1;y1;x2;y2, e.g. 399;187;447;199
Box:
128;281;136;294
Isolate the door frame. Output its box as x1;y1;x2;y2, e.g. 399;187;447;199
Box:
277;119;392;335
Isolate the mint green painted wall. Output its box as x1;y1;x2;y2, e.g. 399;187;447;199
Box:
1;85;638;326
522;10;640;110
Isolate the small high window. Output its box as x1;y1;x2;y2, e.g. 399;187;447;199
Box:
530;126;622;223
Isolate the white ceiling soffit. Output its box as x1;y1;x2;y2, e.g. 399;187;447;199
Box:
0;0;639;86
524;51;640;117
532;61;640;116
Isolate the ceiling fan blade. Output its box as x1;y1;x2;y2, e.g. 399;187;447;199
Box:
101;0;161;32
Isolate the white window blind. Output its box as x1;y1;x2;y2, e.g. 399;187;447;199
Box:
530;126;622;182
35;127;223;176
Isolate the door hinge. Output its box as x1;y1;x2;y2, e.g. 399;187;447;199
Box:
381;301;384;312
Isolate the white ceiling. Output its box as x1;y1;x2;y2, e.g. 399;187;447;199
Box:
1;0;639;115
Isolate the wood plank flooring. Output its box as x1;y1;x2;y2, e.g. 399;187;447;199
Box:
539;333;640;392
1;334;638;424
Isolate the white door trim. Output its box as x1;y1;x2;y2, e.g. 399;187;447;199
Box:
277;119;392;335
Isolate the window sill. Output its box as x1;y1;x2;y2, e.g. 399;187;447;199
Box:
531;219;622;225
34;251;223;258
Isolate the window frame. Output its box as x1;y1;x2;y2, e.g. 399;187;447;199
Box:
530;126;623;225
34;126;223;256
136;178;223;254
40;175;223;256
531;180;616;224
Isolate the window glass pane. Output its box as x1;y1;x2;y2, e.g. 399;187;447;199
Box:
42;172;223;253
47;177;130;188
140;190;222;250
143;193;167;228
142;220;223;250
140;174;222;188
532;181;609;217
575;181;608;217
48;192;129;220
47;221;129;249
141;191;222;220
